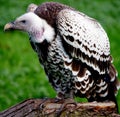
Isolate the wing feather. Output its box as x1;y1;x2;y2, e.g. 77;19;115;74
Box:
57;9;110;74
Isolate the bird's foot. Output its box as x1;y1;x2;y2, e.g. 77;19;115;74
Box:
39;98;77;117
55;98;77;117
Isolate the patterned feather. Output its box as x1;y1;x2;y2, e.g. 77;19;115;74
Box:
57;9;110;74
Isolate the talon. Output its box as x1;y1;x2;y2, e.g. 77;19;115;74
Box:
54;98;64;103
39;98;59;110
39;98;48;109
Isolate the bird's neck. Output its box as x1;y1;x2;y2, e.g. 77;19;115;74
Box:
29;27;44;43
31;40;50;63
29;19;55;43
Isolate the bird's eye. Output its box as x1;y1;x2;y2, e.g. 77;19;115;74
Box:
21;20;26;24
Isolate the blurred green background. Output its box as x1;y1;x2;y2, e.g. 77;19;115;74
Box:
0;0;120;112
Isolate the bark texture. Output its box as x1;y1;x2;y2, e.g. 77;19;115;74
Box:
0;98;120;117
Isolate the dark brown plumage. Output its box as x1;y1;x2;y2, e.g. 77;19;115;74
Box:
34;2;73;28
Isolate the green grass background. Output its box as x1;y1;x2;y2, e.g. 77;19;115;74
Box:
0;0;120;112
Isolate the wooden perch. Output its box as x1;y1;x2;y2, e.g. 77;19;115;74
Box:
0;98;120;117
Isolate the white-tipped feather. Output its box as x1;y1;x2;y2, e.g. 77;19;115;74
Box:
96;84;108;93
77;70;91;82
99;91;108;97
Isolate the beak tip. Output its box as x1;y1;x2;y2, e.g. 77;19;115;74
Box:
4;23;14;31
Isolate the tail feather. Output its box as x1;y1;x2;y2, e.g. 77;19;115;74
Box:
108;56;120;112
109;58;120;95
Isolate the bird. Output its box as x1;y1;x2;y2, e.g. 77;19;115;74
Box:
4;2;120;109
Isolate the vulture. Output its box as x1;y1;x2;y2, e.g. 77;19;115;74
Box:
4;2;120;109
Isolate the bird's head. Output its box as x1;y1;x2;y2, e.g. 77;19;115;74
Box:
4;12;55;43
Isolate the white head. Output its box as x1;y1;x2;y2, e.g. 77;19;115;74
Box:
4;12;55;43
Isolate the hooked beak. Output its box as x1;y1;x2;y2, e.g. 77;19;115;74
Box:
4;22;15;31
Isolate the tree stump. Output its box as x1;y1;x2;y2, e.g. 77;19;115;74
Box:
0;98;120;117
